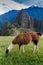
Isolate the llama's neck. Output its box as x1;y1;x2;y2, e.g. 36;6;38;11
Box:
12;38;17;45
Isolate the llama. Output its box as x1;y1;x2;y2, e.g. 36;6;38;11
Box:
6;32;41;54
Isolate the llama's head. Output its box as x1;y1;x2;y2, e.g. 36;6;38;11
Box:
6;43;14;54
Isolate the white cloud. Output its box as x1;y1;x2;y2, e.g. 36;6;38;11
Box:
0;0;29;14
0;4;10;14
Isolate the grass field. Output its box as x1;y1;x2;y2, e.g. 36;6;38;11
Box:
0;36;43;65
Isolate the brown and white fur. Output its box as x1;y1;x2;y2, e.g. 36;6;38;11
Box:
6;32;41;54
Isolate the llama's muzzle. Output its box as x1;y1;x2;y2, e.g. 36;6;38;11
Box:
6;48;9;54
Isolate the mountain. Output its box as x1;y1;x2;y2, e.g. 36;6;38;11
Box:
0;8;43;35
13;9;43;33
25;6;43;20
0;6;43;29
0;10;19;28
14;9;33;29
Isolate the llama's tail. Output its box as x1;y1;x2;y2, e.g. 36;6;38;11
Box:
37;32;41;36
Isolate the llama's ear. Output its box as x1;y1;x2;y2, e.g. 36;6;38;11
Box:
37;32;41;36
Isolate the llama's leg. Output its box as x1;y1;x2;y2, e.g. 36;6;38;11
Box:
19;45;25;53
36;43;39;53
19;45;21;54
33;44;37;53
33;43;39;53
22;45;25;53
6;43;14;54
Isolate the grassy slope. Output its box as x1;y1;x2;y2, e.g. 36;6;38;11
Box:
0;36;43;65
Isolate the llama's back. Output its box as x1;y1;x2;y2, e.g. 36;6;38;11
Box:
12;33;32;45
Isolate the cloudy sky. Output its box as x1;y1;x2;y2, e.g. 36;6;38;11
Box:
0;0;29;15
0;0;43;15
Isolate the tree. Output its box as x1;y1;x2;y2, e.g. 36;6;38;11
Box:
0;29;2;36
2;22;11;35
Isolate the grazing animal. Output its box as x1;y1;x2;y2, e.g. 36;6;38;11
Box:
6;32;41;54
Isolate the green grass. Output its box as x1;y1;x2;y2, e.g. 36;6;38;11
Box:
0;36;43;65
